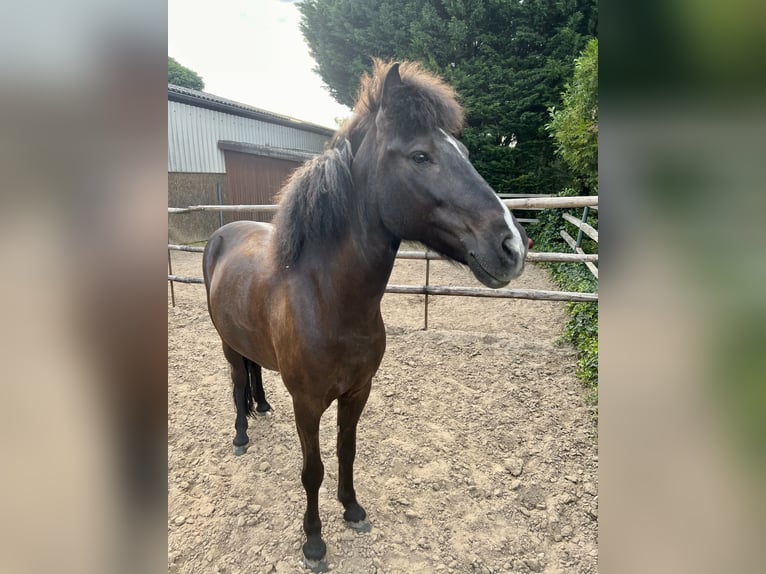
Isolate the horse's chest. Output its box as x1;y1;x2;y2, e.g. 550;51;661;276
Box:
324;324;383;358
290;326;385;383
336;331;384;362
327;332;386;388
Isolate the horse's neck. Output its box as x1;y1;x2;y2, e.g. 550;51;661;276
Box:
345;176;401;295
296;196;398;314
302;141;399;309
329;221;399;302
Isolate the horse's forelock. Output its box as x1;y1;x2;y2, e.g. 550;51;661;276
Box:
335;59;465;151
392;61;464;134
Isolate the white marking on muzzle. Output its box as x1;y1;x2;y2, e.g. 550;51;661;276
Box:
494;193;526;260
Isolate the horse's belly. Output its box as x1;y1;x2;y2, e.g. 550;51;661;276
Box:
210;312;281;372
237;340;280;372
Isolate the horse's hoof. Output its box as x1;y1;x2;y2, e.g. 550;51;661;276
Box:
232;443;249;456
254;408;273;418
342;502;367;524
345;518;372;533
302;541;328;574
302;555;328;573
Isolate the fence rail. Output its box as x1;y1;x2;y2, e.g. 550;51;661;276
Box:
385;284;597;302
167;244;598;263
562;212;599;243
560;207;599;279
166;274;597;302
167;196;598;215
168;274;204;284
167;196;599;318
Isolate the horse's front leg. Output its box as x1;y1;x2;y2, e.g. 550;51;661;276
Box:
293;399;327;571
337;382;371;531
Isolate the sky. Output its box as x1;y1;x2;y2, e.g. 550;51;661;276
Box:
168;0;352;129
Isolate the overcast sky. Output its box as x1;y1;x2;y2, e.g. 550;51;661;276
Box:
168;0;352;128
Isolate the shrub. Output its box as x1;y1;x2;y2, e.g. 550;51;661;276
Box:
531;38;599;401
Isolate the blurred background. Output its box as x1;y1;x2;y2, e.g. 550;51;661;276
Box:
0;2;167;573
600;1;765;572
0;1;763;573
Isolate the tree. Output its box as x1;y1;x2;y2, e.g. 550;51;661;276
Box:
546;38;598;193
168;57;205;90
299;0;598;195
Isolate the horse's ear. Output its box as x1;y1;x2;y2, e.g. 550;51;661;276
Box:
381;62;402;110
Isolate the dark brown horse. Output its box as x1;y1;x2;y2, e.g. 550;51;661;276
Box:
203;60;528;570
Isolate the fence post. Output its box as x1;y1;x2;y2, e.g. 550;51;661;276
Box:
216;182;224;228
424;256;430;330
575;206;590;250
168;248;176;307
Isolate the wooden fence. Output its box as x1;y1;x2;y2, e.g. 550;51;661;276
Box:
168;196;598;327
561;208;598;279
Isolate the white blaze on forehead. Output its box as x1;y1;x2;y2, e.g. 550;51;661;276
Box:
439;128;468;159
440;127;525;260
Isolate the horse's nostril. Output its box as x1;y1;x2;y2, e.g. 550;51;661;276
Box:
502;236;515;257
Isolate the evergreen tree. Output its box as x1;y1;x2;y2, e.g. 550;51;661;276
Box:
300;0;597;195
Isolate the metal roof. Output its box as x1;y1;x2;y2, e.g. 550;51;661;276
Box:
168;100;332;173
168;84;335;137
168;85;335;173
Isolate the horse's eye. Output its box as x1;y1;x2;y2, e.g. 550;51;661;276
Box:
411;151;430;164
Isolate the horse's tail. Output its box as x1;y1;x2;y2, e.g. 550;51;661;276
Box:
202;233;224;312
239;357;256;417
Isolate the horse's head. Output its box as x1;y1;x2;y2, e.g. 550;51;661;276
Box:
363;63;527;288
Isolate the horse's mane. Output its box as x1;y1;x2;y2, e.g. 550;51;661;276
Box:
272;139;354;267
273;59;465;266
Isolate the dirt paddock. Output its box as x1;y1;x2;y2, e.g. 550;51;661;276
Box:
168;249;598;574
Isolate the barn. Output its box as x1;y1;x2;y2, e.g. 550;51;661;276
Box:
168;83;335;243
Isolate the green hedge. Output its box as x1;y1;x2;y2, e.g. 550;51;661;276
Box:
534;38;598;404
530;193;598;403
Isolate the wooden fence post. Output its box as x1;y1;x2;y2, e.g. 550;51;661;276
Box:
575;206;590;249
168;248;176;307
424;257;430;330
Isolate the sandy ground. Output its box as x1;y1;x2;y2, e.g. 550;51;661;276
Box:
168;249;598;574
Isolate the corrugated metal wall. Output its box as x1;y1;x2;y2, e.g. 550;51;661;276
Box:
168;101;331;173
222;150;301;224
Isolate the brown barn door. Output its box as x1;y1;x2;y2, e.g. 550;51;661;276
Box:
222;150;302;224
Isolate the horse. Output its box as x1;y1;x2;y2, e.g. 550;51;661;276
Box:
202;59;528;570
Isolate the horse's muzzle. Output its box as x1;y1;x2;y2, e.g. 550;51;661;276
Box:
467;237;525;289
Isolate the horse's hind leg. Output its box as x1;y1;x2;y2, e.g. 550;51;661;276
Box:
222;344;253;456
245;359;272;416
337;381;372;531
